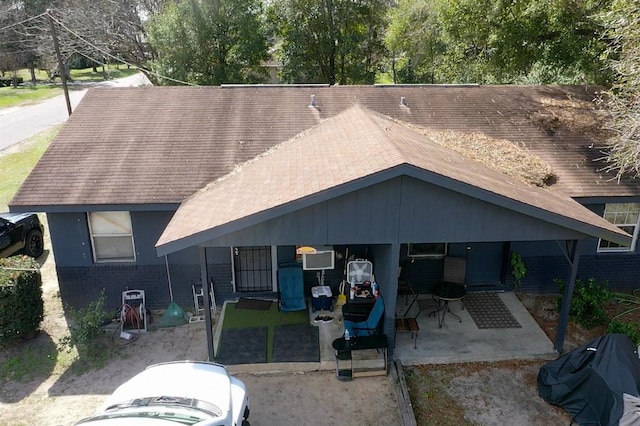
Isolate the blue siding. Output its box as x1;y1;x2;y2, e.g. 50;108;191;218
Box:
368;244;397;348
49;211;205;310
205;176;586;247
464;242;507;286
48;182;640;312
132;212;174;265
48;211;174;267
397;177;583;243
47;212;93;267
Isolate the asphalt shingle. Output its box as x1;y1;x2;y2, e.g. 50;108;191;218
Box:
10;85;638;210
157;104;629;250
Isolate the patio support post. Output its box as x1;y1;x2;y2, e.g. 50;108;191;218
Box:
554;239;581;353
386;243;401;355
200;247;215;361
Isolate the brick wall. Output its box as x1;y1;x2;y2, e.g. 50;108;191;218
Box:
511;253;640;293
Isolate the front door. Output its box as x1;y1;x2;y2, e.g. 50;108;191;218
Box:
233;246;273;292
465;242;507;290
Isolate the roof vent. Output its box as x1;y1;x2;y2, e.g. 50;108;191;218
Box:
400;97;408;107
309;94;317;108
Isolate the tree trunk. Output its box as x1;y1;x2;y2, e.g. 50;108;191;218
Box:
29;65;36;84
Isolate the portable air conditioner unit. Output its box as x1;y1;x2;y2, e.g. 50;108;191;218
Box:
302;250;335;270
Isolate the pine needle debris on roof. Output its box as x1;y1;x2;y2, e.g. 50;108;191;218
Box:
529;96;611;143
404;124;556;187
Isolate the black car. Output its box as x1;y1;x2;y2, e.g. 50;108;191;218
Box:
0;212;44;258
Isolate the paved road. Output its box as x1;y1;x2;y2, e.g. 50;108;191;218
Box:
0;73;151;151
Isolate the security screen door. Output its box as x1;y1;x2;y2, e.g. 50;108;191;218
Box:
233;246;273;292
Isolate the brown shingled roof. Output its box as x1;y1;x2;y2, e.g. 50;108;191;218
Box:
10;85;640;210
156;105;629;252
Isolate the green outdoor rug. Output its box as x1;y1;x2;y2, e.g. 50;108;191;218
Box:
220;301;310;363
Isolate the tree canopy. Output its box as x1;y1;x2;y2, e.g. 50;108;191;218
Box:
385;0;613;85
146;0;269;85
599;0;640;178
268;0;389;85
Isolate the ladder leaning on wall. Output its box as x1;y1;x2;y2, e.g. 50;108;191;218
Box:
190;281;216;323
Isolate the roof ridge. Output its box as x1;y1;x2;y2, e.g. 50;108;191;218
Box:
188;103;410;202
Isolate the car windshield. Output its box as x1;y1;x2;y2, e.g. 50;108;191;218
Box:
76;409;206;425
105;396;223;418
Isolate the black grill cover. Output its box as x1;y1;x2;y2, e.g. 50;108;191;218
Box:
538;334;640;425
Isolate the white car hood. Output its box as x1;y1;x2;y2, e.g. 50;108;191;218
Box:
97;362;232;417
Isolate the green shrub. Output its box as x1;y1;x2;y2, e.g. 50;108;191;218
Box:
0;77;24;87
608;320;640;346
556;277;611;329
59;289;111;351
0;256;43;342
510;251;526;288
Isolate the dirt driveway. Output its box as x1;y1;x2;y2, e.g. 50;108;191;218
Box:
0;289;402;426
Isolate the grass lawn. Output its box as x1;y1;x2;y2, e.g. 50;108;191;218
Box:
0;126;60;211
69;66;139;81
1;67;141;109
0;85;62;108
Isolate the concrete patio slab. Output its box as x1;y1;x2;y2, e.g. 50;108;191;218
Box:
393;292;558;365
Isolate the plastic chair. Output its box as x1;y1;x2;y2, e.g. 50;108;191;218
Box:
344;296;385;337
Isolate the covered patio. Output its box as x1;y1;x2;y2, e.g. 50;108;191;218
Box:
155;104;631;363
212;290;555;374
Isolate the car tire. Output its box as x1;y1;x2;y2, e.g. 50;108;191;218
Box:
24;229;44;258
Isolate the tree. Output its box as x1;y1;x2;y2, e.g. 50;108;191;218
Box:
385;0;612;85
59;0;152;69
599;0;640;179
146;0;269;85
269;0;389;85
0;0;168;85
0;0;54;84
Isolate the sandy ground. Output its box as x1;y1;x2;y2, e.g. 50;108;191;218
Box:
0;231;402;426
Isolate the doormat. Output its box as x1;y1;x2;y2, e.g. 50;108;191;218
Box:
215;326;268;365
464;292;522;329
272;325;320;363
235;297;273;310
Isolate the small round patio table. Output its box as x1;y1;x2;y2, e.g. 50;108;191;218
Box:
429;281;467;328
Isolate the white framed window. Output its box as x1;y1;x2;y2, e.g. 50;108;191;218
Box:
88;211;135;262
598;203;640;253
